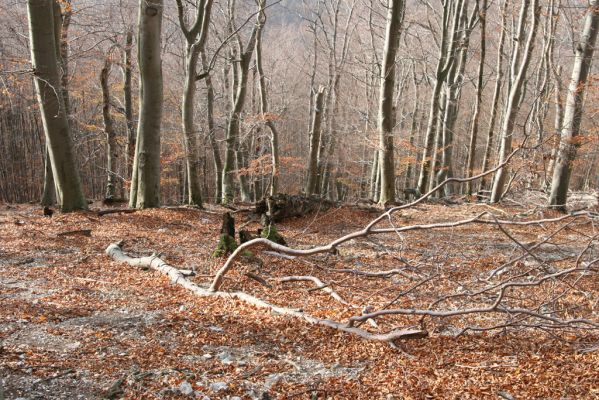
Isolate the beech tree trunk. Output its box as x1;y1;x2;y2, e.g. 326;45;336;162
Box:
377;0;404;204
176;0;213;207
123;29;135;181
101;58;118;200
222;1;259;204
465;0;486;196
549;0;599;209
479;0;507;193
129;0;163;209
306;87;326;195
28;0;87;212
490;0;540;203
417;0;463;195
254;0;280;196
201;52;223;203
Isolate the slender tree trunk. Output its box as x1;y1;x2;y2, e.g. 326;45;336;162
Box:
369;151;380;201
479;0;507;193
101;58;118;200
377;0;404;204
490;0;540;202
306;86;326;195
181;46;204;206
254;0;280;196
417;0;463;195
546;65;564;185
201;52;222;203
465;0;486;196
129;0;164;209
222;11;259;204
176;0;213;207
549;0;599;209
123;29;135;182
28;0;87;212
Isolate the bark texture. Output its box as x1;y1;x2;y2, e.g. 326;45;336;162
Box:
129;0;164;209
548;0;599;209
28;0;87;212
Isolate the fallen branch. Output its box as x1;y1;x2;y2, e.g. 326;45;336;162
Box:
97;208;137;216
279;275;355;307
57;229;92;237
106;242;427;343
209;211;593;291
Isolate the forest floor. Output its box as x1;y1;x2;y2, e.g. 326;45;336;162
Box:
0;199;598;399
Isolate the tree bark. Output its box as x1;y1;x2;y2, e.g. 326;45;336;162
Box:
465;0;486;196
377;0;404;204
201;52;223;203
222;2;259;204
306;87;326;196
101;58;118;200
490;0;540;202
123;29;136;185
479;0;507;193
129;0;164;209
416;0;463;195
254;0;280;196
549;0;599;209
28;0;87;212
176;0;213;207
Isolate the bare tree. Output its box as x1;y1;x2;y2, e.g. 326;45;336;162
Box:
490;0;541;202
254;0;281;196
176;0;213;207
28;0;87;212
549;0;599;209
222;0;260;204
377;0;404;204
101;56;118;200
306;86;326;195
129;0;164;208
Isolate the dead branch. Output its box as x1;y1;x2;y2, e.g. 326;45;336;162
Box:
279;275;355;307
57;229;92;237
105;242;427;343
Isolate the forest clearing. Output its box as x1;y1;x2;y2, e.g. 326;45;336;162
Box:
1;0;599;398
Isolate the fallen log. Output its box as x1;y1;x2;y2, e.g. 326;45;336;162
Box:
105;242;427;344
57;229;92;237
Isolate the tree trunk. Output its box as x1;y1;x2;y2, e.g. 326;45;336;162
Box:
123;29;136;183
222;5;259;204
377;0;404;204
129;0;164;209
465;0;486;196
201;52;222;203
490;0;540;203
28;0;87;212
549;0;599;209
101;58;118;200
479;0;507;193
306;86;326;195
254;1;280;196
176;0;213;207
416;0;463;195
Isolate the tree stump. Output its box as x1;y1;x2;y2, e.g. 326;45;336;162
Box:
260;213;286;245
212;212;238;257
